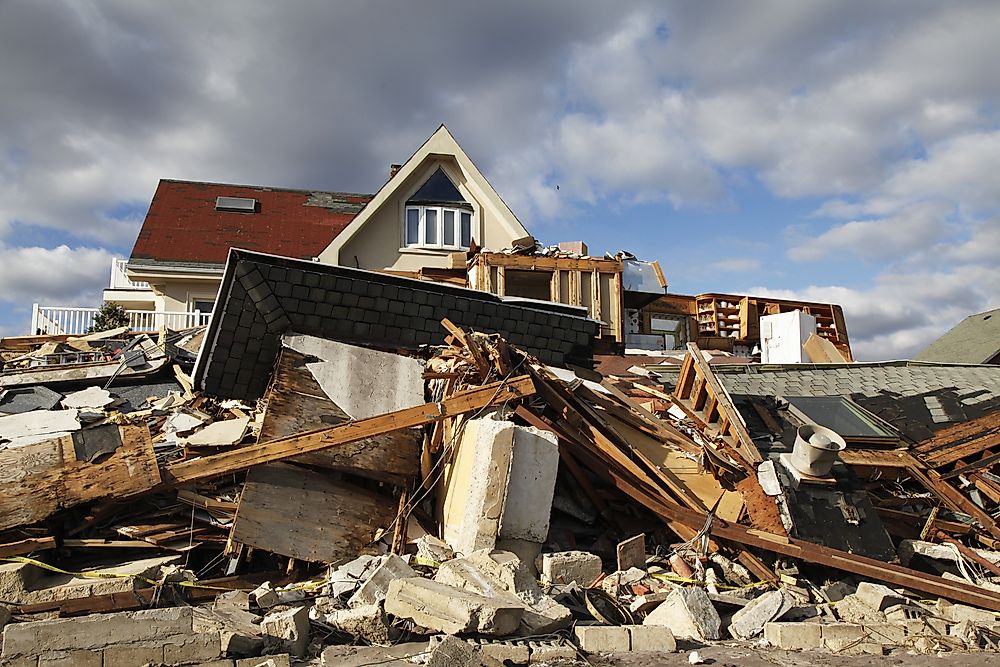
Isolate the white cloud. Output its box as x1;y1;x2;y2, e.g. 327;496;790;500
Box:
0;244;113;305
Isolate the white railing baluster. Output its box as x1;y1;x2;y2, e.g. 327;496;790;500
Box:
26;307;212;335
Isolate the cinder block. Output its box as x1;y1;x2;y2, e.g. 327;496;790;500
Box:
103;644;164;667
478;641;530;664
528;640;577;663
864;623;906;645
2;608;194;656
235;654;291;667
163;632;222;664
575;625;630;652
37;650;102;667
855;582;906;611
763;622;822;650
627;625;676;652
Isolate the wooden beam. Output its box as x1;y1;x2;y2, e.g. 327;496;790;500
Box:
614;476;1000;612
164;376;535;486
906;466;1000;543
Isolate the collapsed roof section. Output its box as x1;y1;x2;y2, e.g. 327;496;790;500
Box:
193;249;601;399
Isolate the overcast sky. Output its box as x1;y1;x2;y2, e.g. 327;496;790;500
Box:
1;1;998;360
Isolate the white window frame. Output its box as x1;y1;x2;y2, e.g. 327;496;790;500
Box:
404;205;473;250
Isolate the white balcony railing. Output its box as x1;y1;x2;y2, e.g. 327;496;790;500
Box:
109;258;150;290
30;305;211;336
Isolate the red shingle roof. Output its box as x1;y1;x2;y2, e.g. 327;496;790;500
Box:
129;180;372;265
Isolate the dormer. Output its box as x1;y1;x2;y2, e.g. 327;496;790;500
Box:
319;125;529;271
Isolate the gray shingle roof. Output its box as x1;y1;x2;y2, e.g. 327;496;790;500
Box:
914;308;1000;364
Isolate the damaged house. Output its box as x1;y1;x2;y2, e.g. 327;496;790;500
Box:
3;126;1000;665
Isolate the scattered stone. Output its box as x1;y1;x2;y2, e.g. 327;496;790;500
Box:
348;554;417;608
834;594;886;624
729;589;795;639
536;551;602;586
527;639;577;662
250;581;280;609
235;655;292;667
855;582;906;611
311;604;391;644
937;600;998;626
427;635;478;667
325;555;382;598
414;535;455;564
260;606;310;658
384;577;522;636
820;580;855;603
643;586;721;641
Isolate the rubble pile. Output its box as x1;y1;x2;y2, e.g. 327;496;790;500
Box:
0;313;999;666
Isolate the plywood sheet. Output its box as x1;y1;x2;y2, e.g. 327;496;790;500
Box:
0;424;159;531
230;463;397;563
259;348;419;485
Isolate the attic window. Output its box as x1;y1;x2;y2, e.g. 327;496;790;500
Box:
215;196;258;212
404;167;474;250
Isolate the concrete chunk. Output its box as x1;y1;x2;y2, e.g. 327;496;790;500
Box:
311;604;391;645
260;606;310;658
855;582;906;611
627;625;676;653
348;554;416;608
764;622;822;650
643;587;721;641
385;577;522;636
728;589;795;639
434;550;571;636
537;551;602;586
575;625;630;652
427;635;478;667
2;607;193;657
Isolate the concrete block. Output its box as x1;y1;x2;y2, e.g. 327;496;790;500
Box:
643;586;721;641
36;650;101;667
414;535;455;564
348;555;417;608
427;635;478;667
821;623;878;653
441;418;557;556
311;604;390;645
528;640;576;662
478;641;530;664
384;577;522;636
833;594;885;624
537;551;603;586
0;606;11;630
260;606;310;658
2;607;194;656
250;581;280;609
763;622;822;650
627;625;676;652
102;644;164;667
1;656;37;667
163;633;223;664
938;601;997;626
575;625;630;652
729;589;795;639
855;582;906;611
864;623;906;645
235;655;291;667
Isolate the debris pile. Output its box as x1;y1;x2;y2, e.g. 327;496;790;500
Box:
1;308;999;666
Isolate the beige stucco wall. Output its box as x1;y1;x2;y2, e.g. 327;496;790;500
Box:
332;158;524;272
148;279;222;312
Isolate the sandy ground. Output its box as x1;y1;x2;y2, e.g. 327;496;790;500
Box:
305;639;1000;666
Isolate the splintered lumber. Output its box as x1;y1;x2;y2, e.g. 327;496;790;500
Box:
803;333;849;363
906;465;1000;542
911;411;1000;469
229;463;397;563
613;476;1000;612
259;348;419;485
0;424;159;532
164;375;535;485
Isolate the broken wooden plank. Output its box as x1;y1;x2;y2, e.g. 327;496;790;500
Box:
0;424;160;532
912;411;1000;468
230;463;397;563
164;375;535;485
907;466;1000;542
